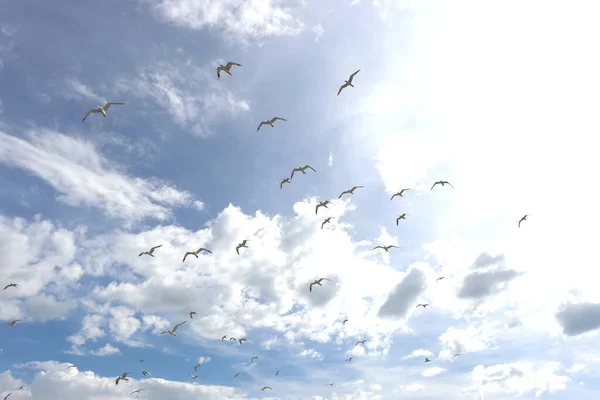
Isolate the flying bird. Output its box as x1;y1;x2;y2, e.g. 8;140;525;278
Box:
139;245;162;257
142;370;151;376
396;213;408;225
518;214;530;228
425;358;432;363
309;278;331;292
17;387;23;390
355;339;368;346
337;69;361;96
430;180;454;190
233;373;241;378
191;375;199;379
315;200;330;215
5;320;20;327
216;61;242;78
436;277;445;282
221;335;227;341
250;356;259;362
67;364;76;370
116;372;131;385
82;102;124;122
416;304;429;308
338;186;364;198
130;389;143;395
3;393;10;400
321;217;333;229
390;189;411;200
238;338;247;344
230;337;237;342
326;383;335;386
3;283;18;290
454;353;462;359
257;117;287;131
372;245;399;252
261;386;272;391
290;164;317;179
343;318;348;325
182;247;212;262
280;177;291;189
189;311;196;319
160;321;186;336
194;363;202;371
236;239;250;255
275;370;280;376
345;357;354;362
139;359;144;362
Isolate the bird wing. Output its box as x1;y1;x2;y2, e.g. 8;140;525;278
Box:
280;179;286;189
183;252;195;262
338;190;350;198
197;247;212;254
226;62;241;68
348;69;361;81
337;82;349;95
257;121;266;131
172;320;186;332
216;67;222;78
447;182;455;188
315;204;322;214
390;193;399;200
271;117;287;122
149;245;162;253
290;168;302;179
430;182;439;190
351;186;363;191
104;102;124;110
236;245;241;255
321;220;326;229
309;282;315;292
372;246;383;250
82;109;98;122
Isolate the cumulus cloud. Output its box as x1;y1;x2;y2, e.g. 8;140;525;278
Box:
556;302;600;337
422;367;446;377
378;265;428;319
91;343;121;356
0;130;202;223
299;348;323;360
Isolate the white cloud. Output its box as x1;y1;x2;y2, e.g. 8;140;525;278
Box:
567;363;585;374
197;356;212;365
0;129;203;223
422;366;446;377
116;61;250;137
403;348;432;359
298;348;323;360
312;23;324;42
60;77;106;104
328;151;334;167
145;0;304;44
91;343;121;356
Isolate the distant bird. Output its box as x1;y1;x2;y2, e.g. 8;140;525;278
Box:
142;370;151;376
454;353;462;359
309;278;331;292
3;283;18;290
343;318;348;325
315;200;330;215
233;373;241;378
261;386;272;391
275;370;280;376
425;358;431;363
257;117;287;131
280;177;291;189
139;245;162;257
67;364;76;370
326;383;335;386
3;393;10;400
436;277;445;282
116;372;131;385
216;61;242;79
345;357;354;362
160;321;186;336
338;186;364;198
355;339;368;346
395;213;408;225
82;102;124;122
321;217;333;229
290;164;317;179
236;239;250;255
221;335;227;341
230;337;237;342
130;389;143;395
337;69;361;96
139;359;144;363
189;311;196;319
372;245;399;252
250;356;259;362
17;387;23;390
238;338;247;345
5;320;20;327
430;180;454;190
194;363;202;371
390;189;411;200
518;214;530;228
191;375;199;380
182;247;211;262
416;304;429;308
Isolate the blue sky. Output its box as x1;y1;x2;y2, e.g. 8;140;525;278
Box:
1;0;600;399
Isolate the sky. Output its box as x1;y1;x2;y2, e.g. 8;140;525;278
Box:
0;0;600;399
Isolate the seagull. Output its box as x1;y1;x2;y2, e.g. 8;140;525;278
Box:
290;164;317;179
160;321;186;336
431;180;454;190
280;177;291;189
355;339;368;346
250;356;259;362
518;214;530;228
183;247;213;261
372;245;399;252
257;117;287;131
337;69;361;96
309;278;331;292
17;387;23;390
191;375;199;380
390;189;411;200
416;303;429;308
345;357;354;362
194;363;202;371
326;383;335;386
189;311;196;319
236;239;250;255
139;245;162;257
238;338;247;345
321;217;333;229
233;373;241;378
425;358;431;363
315;200;330;215
221;335;227;341
396;213;409;225
338;186;364;198
436;277;445;282
142;370;151;376
454;353;462;359
139;359;144;362
5;320;20;327
343;318;348;325
261;386;272;391
130;389;143;395
275;370;280;376
230;337;237;342
67;364;76;370
82;102;125;122
3;283;18;290
216;61;242;79
3;393;10;400
116;372;131;385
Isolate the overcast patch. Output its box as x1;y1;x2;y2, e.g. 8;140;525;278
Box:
378;267;426;318
556;302;600;336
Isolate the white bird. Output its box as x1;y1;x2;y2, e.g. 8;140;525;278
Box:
390;189;411;200
5;320;20;327
142;370;151;376
116;372;131;385
160;321;186;336
337;69;360;96
3;283;18;290
217;61;242;78
191;375;200;379
183;247;212;262
315;200;330;215
290;164;316;179
309;278;331;292
82;102;124;122
338;186;363;198
139;245;162;257
236;239;250;255
257;117;287;131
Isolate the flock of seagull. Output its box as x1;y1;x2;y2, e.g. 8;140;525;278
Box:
1;55;534;400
